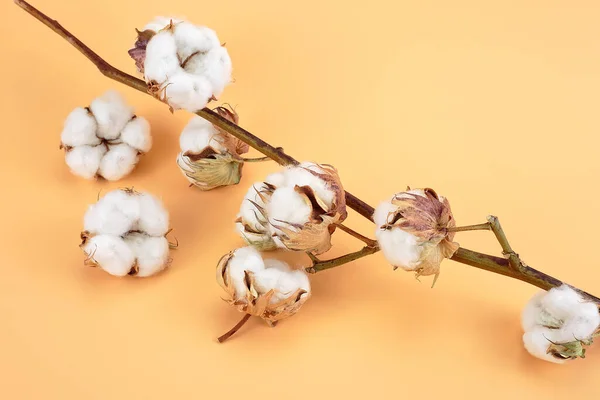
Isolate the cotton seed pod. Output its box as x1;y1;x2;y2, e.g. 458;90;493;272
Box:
176;106;249;190
216;247;311;325
521;285;600;363
236;162;347;255
80;188;173;277
129;17;231;112
60;90;152;181
374;188;459;282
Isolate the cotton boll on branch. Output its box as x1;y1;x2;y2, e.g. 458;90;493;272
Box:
163;72;213;112
520;284;600;363
267;187;312;227
144;30;181;84
179;116;225;154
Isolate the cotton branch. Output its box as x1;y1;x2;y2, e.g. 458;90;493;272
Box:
14;0;600;305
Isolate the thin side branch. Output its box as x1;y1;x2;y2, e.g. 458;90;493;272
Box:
307;246;380;274
217;313;252;343
335;223;378;247
487;215;522;271
447;222;491;233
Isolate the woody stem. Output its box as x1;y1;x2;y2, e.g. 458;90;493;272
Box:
15;0;600;304
217;313;251;343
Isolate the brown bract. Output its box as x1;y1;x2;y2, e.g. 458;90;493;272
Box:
127;28;156;74
216;252;310;325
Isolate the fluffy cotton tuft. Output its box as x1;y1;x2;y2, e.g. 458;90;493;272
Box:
80;189;172;277
60;91;152;181
134;18;232;112
521;285;600;363
236;162;346;254
217;247;312;324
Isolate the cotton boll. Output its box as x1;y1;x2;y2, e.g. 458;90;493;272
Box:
137;192;170;236
98;190;142;222
373;200;396;227
264;172;285;187
82;235;135;277
238;183;269;230
375;228;423;270
124;233;169;277
179;118;225;153
144;31;182;83
98;144;139;181
183;47;232;97
163;72;212;112
89;90;134;140
255;259;311;304
120;117;152;153
540;285;585;319
65;145;107;180
521;292;545;332
523;328;566;364
226;247;266;299
267;187;312;226
60;107;101;147
174;22;220;60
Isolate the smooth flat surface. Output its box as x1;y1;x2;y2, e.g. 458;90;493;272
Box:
2;0;600;398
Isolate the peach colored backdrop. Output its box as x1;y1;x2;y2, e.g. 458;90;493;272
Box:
2;0;600;398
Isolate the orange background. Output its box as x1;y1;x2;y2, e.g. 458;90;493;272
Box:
2;0;600;398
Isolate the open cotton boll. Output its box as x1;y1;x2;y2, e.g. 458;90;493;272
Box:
225;247;266;299
137;192;170;236
64;145;107;180
98;144;139;181
264;171;285;188
267;187;312;227
82;235;136;277
120;117;152;153
124;233;170;277
89;90;134;140
284;163;336;207
163;72;213;112
373;201;397;227
60;107;100;147
521;285;600;362
174;22;220;60
83;190;140;236
256;259;311;304
375;228;423;270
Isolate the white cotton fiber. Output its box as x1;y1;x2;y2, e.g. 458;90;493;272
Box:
82;234;136;277
98;144;139;181
174;22;220;60
163;72;213;112
267;187;312;226
124;233;170;277
120;117;152;153
61;107;100;147
226;247;266;299
179;116;225;153
143;31;181;84
137;192;170;236
89;90;134;140
65;145;107;180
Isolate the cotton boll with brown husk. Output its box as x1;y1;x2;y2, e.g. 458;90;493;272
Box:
236;162;347;255
521;285;600;363
373;188;459;285
216;247;311;326
128;18;231;112
176;106;249;190
60;90;152;181
80;188;173;277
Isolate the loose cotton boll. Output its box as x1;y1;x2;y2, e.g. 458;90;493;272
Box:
89;90;134;140
124;233;170;277
521;284;600;362
120;117;152;153
217;248;312;325
61;91;152;181
65;145;107;180
82;235;136;277
60;107;100;147
80;188;173;278
98;144;139;181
